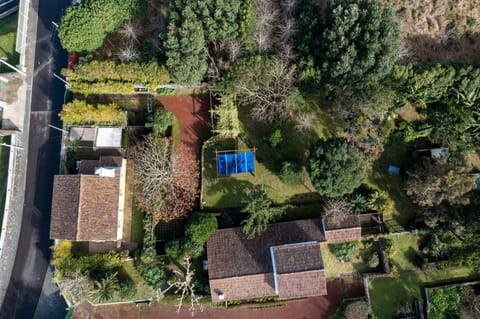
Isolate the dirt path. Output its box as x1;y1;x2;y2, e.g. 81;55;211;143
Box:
73;279;364;319
156;94;211;156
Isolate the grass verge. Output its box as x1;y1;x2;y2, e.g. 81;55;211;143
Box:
368;267;477;319
0;14;19;73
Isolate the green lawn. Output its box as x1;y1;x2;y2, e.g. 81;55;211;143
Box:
0;136;11;234
118;261;156;300
201;137;322;209
321;241;373;279
388;233;422;272
131;201;144;245
367;141;415;230
369;267;477;319
0;14;19;73
201;102;337;209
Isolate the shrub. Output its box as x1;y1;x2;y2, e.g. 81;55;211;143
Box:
268;129;283;148
185;212;218;246
366;251;380;268
165;239;185;259
329;242;357;262
146;108;174;135
138;265;165;288
343;301;370;319
430;287;463;319
279;161;302;185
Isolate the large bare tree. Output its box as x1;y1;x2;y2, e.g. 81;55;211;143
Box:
231;57;296;122
134;135;199;221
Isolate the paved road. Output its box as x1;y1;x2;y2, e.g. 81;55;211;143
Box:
0;0;70;318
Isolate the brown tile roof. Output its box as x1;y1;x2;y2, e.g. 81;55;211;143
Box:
50;175;81;240
324;215;361;230
210;274;276;302
272;242;324;274
77;175;120;241
207;218;326;280
50;172;120;241
277;270;327;299
79;156;123;174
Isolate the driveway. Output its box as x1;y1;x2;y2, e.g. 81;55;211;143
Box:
73;278;365;319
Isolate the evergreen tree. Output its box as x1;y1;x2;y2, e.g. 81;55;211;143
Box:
308;139;367;197
165;6;208;85
241;186;287;239
320;0;400;87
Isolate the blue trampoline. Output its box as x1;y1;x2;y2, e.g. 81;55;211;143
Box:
216;149;256;176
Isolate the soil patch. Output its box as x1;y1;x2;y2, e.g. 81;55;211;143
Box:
73;278;365;319
156;94;211;156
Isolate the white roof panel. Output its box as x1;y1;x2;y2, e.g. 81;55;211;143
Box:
95;128;122;148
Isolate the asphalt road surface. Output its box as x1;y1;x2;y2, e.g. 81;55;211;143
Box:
0;0;70;318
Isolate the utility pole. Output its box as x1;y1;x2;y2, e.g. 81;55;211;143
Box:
48;124;68;133
52;73;70;88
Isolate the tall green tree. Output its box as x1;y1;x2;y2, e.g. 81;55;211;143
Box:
165;6;208;85
320;0;400;87
308;139;367;197
241;186;287;239
58;0;143;52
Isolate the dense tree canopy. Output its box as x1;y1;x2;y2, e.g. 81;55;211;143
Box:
320;0;400;87
59;100;127;126
58;0;144;52
405;158;476;207
308;139;367;197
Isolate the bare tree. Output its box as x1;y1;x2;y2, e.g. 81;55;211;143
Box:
253;0;278;54
134;136;199;221
295;112;316;135
159;257;203;316
233;58;295;122
119;20;141;44
116;46;139;62
322;197;352;226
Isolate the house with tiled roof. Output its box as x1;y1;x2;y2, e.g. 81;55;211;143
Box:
50;157;127;246
206;217;362;302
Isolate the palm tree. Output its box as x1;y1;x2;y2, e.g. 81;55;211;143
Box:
89;273;119;303
368;191;387;211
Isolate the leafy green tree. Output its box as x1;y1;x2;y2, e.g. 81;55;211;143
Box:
428;100;479;152
308;139;367;197
58;0;144;52
320;0;400;87
241;186;287;239
62;60;171;95
165;6;208;85
60;100;127;126
185;212;218;246
405;159;476;207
